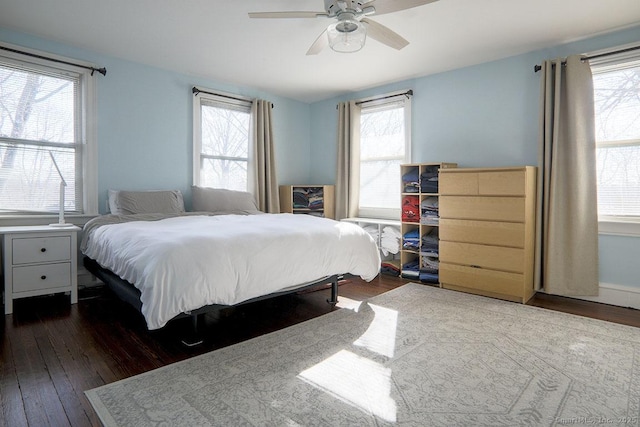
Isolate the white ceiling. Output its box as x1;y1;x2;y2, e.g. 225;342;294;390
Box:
1;0;640;103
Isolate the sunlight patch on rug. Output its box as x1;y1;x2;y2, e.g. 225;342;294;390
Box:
298;349;396;422
86;283;640;426
353;303;398;357
335;295;363;311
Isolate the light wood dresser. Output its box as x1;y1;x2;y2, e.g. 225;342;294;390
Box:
438;166;537;303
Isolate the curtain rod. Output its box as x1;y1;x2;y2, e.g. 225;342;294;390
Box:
0;45;106;76
533;45;640;73
355;89;413;105
192;86;273;108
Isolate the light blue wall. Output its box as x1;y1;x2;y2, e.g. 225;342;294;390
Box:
599;234;640;287
0;27;312;212
308;25;640;288
2;24;640;288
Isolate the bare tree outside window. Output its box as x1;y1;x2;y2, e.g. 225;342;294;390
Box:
0;63;79;214
197;100;250;191
593;64;640;217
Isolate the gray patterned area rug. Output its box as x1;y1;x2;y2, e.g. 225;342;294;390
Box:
86;283;640;426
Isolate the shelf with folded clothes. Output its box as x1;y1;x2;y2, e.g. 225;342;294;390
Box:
401;194;420;223
419;227;440;284
401;226;420;253
401;165;420;195
279;185;335;219
400;162;457;285
420;164;441;194
401;226;440;283
400;222;420;279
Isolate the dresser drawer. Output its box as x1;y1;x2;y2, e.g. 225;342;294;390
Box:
12;263;72;293
439;172;478;195
440;169;528;196
439;196;525;222
439;219;525;248
439;241;524;273
440;262;524;298
478;170;526;196
12;236;71;265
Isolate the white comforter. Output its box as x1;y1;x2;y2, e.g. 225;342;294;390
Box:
83;213;381;329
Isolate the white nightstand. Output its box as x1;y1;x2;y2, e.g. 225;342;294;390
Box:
0;225;80;314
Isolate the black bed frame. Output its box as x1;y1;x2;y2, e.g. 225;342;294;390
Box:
83;257;341;346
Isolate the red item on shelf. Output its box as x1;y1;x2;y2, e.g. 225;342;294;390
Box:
402;195;420;222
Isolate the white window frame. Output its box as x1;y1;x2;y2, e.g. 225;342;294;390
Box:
0;42;98;219
192;88;254;191
590;43;640;237
357;90;412;219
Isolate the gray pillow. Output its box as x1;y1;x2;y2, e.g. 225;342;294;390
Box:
108;190;185;215
191;186;259;213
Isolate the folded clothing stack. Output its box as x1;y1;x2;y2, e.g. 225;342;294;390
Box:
402;195;420;222
419;269;439;284
380;226;401;256
420;227;439;284
421;255;439;274
420;170;439;193
402;229;420;251
420;228;439;257
293;187;324;210
401;259;420;278
402;168;419;193
293;188;309;208
381;260;400;276
420;197;439;225
307;188;324;210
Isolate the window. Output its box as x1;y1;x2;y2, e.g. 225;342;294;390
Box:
592;53;640;220
193;91;252;191
0;44;96;216
358;92;411;218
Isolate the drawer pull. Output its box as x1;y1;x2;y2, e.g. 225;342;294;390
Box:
41;275;47;280
41;248;47;252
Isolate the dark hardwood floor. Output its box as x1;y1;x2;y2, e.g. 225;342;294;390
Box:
2;274;640;426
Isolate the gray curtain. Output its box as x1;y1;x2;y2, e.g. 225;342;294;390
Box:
335;101;361;220
252;99;280;213
535;55;599;296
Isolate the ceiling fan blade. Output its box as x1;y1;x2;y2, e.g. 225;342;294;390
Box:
306;29;329;55
248;11;326;19
361;18;409;50
362;0;438;16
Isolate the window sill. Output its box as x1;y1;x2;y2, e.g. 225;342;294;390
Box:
0;214;97;227
342;217;401;226
598;219;640;237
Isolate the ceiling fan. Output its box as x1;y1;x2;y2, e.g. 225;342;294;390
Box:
248;0;439;55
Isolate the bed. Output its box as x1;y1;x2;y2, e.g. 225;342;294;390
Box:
81;188;381;342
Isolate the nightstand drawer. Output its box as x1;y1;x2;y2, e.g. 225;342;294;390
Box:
12;263;72;293
12;236;71;265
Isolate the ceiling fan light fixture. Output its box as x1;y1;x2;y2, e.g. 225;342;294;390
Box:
327;18;366;53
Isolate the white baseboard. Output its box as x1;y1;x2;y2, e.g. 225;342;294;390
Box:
572;282;640;310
